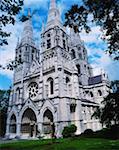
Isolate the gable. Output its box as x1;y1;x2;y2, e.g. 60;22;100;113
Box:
28;60;40;75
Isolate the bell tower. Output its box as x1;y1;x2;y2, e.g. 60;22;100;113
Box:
14;11;39;83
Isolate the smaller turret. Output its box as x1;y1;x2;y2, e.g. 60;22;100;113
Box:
14;10;40;82
20;10;34;46
70;28;82;46
46;0;61;29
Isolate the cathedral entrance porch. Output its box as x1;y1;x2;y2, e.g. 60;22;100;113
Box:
21;108;37;138
42;109;55;139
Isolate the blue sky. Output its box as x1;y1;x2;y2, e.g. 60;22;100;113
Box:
0;0;119;90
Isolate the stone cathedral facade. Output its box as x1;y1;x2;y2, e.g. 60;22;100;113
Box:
6;0;110;139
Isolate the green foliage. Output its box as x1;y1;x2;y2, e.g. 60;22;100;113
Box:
64;0;119;60
83;129;94;135
94;125;119;139
62;126;71;138
62;124;77;138
102;93;119;126
92;80;119;127
0;0;23;46
80;125;119;139
0;89;10;136
0;109;7;136
0;89;10;111
69;124;77;133
111;80;119;93
0;138;119;150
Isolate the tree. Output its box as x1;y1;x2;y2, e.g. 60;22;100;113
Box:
0;2;37;70
92;80;119;127
0;89;10;110
111;80;119;93
0;89;11;137
62;124;77;138
0;0;23;46
64;0;119;60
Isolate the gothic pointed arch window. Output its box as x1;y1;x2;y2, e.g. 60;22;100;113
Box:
71;49;76;59
47;39;51;49
47;33;51;38
79;53;82;60
90;91;94;98
47;77;54;95
98;90;102;96
66;77;70;84
63;39;66;49
76;64;81;74
16;88;20;103
47;32;51;49
66;77;72;96
9;114;17;133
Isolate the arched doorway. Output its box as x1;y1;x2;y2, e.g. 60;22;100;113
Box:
21;108;37;137
43;109;55;138
9;114;17;134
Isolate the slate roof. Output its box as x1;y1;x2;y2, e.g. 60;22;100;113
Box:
88;75;102;85
81;99;97;105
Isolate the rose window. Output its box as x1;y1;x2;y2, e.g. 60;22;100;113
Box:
29;82;38;100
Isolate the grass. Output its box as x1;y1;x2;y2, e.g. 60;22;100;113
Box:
0;138;119;150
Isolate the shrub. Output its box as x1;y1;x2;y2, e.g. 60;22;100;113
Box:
83;129;94;135
62;126;71;138
105;125;119;139
62;124;77;138
70;124;77;133
84;125;119;139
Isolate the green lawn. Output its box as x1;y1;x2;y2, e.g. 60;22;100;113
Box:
0;138;119;150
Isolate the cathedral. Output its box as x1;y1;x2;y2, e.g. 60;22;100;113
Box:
6;0;110;139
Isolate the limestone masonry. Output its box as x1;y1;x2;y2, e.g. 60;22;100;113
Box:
6;0;110;139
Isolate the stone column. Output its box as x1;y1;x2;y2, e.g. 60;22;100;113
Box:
33;123;37;137
17;123;21;137
37;122;42;136
5;123;10;137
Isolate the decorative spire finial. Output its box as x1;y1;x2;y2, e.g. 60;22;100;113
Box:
16;37;19;47
28;8;31;17
42;20;45;32
50;0;56;9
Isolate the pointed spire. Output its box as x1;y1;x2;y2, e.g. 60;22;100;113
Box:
50;0;56;9
21;10;34;45
47;0;60;25
42;20;45;32
16;37;19;48
70;28;82;46
28;8;31;17
17;37;19;45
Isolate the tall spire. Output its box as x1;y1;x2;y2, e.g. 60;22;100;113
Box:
50;0;56;9
47;0;60;24
70;28;82;46
28;8;31;17
21;10;34;45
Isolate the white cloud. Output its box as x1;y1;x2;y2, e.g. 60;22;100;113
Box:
86;46;119;81
0;0;118;84
0;22;23;79
80;26;103;44
79;25;119;81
